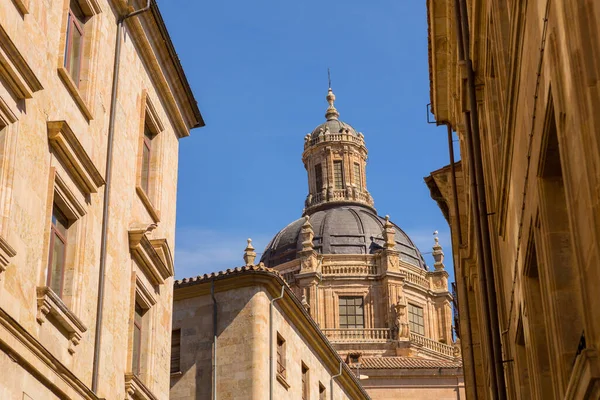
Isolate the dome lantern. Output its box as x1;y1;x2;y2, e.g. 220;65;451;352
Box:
302;88;374;215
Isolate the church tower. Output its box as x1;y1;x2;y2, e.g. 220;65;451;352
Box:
259;88;464;399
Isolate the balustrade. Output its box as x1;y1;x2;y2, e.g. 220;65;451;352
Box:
322;264;377;275
401;270;430;289
306;132;365;148
409;332;455;357
322;328;390;342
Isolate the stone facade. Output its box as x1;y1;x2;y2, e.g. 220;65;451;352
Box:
426;0;600;399
171;266;370;400
0;1;202;399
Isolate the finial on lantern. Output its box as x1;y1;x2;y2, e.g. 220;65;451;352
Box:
325;69;339;121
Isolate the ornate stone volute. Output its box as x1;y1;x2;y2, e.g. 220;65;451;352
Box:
432;234;445;271
383;215;396;250
453;338;462;359
243;238;256;266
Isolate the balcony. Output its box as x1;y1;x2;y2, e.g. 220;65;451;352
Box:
322;328;390;343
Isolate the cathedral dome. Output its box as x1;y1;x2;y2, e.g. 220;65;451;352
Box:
260;205;427;270
310;119;359;139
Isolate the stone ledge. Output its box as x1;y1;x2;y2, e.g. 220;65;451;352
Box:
136;186;160;223
11;0;29;14
565;349;600;400
47;120;105;195
36;286;87;354
125;373;158;400
0;235;16;272
0;25;42;99
276;372;290;390
57;67;93;121
129;227;173;286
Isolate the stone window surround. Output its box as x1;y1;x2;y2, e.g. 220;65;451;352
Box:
125;277;158;400
36;169;88;354
0;98;19;272
136;93;164;224
276;332;290;390
56;0;102;121
301;362;309;400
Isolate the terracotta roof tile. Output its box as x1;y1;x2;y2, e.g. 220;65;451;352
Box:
360;356;462;370
174;264;282;288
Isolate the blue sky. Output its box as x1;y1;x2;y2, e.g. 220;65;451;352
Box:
158;0;459;281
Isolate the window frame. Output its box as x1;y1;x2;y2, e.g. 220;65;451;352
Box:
47;205;70;298
319;382;326;400
64;1;86;85
132;301;145;376
276;333;286;378
314;163;323;192
136;95;165;223
140;123;154;195
301;362;309;400
353;162;362;189
170;328;181;374
338;296;365;329
333;160;344;189
408;303;425;336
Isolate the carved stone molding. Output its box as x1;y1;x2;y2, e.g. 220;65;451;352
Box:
47;121;105;195
129;227;174;286
124;373;158;400
36;287;87;354
0;25;43;99
0;236;16;273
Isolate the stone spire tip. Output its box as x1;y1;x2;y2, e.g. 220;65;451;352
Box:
325;87;339;120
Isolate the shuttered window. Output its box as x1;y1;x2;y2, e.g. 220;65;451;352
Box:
170;329;181;374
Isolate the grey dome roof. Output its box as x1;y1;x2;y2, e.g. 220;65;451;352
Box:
260;205;427;270
310;119;358;138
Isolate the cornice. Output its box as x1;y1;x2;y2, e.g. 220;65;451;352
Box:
110;0;203;134
47;121;105;195
128;227;173;285
124;373;158;400
0;24;43;99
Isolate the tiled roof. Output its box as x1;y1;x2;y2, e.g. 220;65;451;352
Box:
174;264;282;288
360;356;462;370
